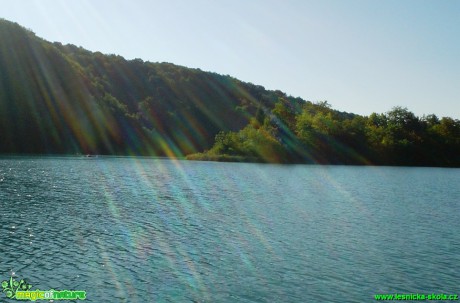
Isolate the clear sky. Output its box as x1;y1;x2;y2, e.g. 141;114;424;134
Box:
1;0;459;118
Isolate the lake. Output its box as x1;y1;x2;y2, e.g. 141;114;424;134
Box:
0;156;459;302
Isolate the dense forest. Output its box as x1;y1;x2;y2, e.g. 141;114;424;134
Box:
188;101;460;167
1;19;459;166
0;19;286;156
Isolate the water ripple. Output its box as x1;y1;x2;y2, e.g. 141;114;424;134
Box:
0;158;459;302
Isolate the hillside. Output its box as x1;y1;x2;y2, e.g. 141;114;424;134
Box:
0;19;311;155
1;19;459;167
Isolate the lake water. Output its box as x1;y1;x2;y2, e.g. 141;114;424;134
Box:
0;156;459;302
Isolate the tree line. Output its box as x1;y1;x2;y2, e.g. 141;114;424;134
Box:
188;99;460;167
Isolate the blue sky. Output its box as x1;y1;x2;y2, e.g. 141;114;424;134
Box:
1;0;459;118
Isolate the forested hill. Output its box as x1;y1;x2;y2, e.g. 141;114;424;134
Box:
0;19;318;155
1;20;459;167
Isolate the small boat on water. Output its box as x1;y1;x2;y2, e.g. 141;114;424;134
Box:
85;154;98;158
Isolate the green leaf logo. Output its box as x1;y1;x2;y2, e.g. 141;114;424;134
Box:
1;276;32;299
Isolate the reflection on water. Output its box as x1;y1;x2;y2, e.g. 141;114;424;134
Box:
0;157;459;302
